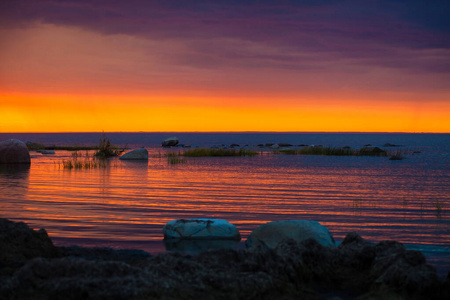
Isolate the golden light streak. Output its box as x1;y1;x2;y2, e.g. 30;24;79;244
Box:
1;92;449;133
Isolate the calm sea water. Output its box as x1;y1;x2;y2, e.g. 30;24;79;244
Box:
0;133;449;276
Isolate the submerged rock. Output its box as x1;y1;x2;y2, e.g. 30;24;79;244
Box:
0;139;31;164
384;143;403;147
119;148;148;160
359;146;388;156
389;154;404;160
37;150;55;155
278;143;293;147
246;220;336;249
163;219;241;240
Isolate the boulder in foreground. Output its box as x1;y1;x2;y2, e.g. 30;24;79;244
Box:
0;218;59;275
119;148;148;160
1;218;449;300
164;219;241;240
246;220;335;249
0;139;31;164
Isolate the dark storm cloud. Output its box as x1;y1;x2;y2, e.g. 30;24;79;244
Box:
1;0;449;73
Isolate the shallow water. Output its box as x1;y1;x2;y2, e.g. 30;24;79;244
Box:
0;133;449;276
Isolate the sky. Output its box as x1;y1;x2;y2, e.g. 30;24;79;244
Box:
1;0;449;133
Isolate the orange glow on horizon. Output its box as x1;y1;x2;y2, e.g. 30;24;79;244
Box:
1;92;449;133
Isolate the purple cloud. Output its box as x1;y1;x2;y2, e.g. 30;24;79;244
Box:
1;0;449;93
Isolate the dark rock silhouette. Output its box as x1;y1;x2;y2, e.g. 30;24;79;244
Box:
1;218;449;299
278;143;293;147
384;143;403;147
0;218;59;276
0;139;31;164
161;137;179;147
359;146;388;156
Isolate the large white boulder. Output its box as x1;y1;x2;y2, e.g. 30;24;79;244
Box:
162;137;179;147
163;219;241;240
0;139;31;164
246;220;335;249
119;148;148;160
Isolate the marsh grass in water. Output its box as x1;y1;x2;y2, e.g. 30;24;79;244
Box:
182;148;259;157
389;149;406;160
59;157;114;170
71;150;90;158
273;146;388;157
274;146;356;156
168;157;187;164
94;133;126;158
434;199;444;217
165;152;181;158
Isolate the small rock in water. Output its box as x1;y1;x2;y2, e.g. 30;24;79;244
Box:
359;146;387;156
162;137;179;147
37;150;55;155
278;143;292;147
383;143;402;147
389;154;404;160
119;148;149;160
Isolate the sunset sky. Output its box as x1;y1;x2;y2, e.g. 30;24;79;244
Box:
1;0;449;133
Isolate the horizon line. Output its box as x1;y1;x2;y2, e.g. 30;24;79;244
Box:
1;131;449;134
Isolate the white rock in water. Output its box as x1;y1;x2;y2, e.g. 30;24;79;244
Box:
163;219;241;240
246;220;335;249
0;139;31;164
119;148;148;160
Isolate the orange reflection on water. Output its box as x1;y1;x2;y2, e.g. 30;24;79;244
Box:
0;149;448;251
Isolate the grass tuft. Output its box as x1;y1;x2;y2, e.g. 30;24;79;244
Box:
182;148;259;157
168;157;187;164
60;157;113;170
434;199;444;217
273;146;388;157
94;133;126;158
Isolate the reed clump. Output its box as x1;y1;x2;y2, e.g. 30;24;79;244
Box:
274;146;355;156
273;146;388;157
434;199;444;216
94;133;126;158
182;148;259;157
168;157;187;164
60;157;111;170
165;152;181;158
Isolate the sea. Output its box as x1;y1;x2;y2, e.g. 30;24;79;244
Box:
0;132;449;277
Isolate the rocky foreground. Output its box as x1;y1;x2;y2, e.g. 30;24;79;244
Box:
1;218;449;300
